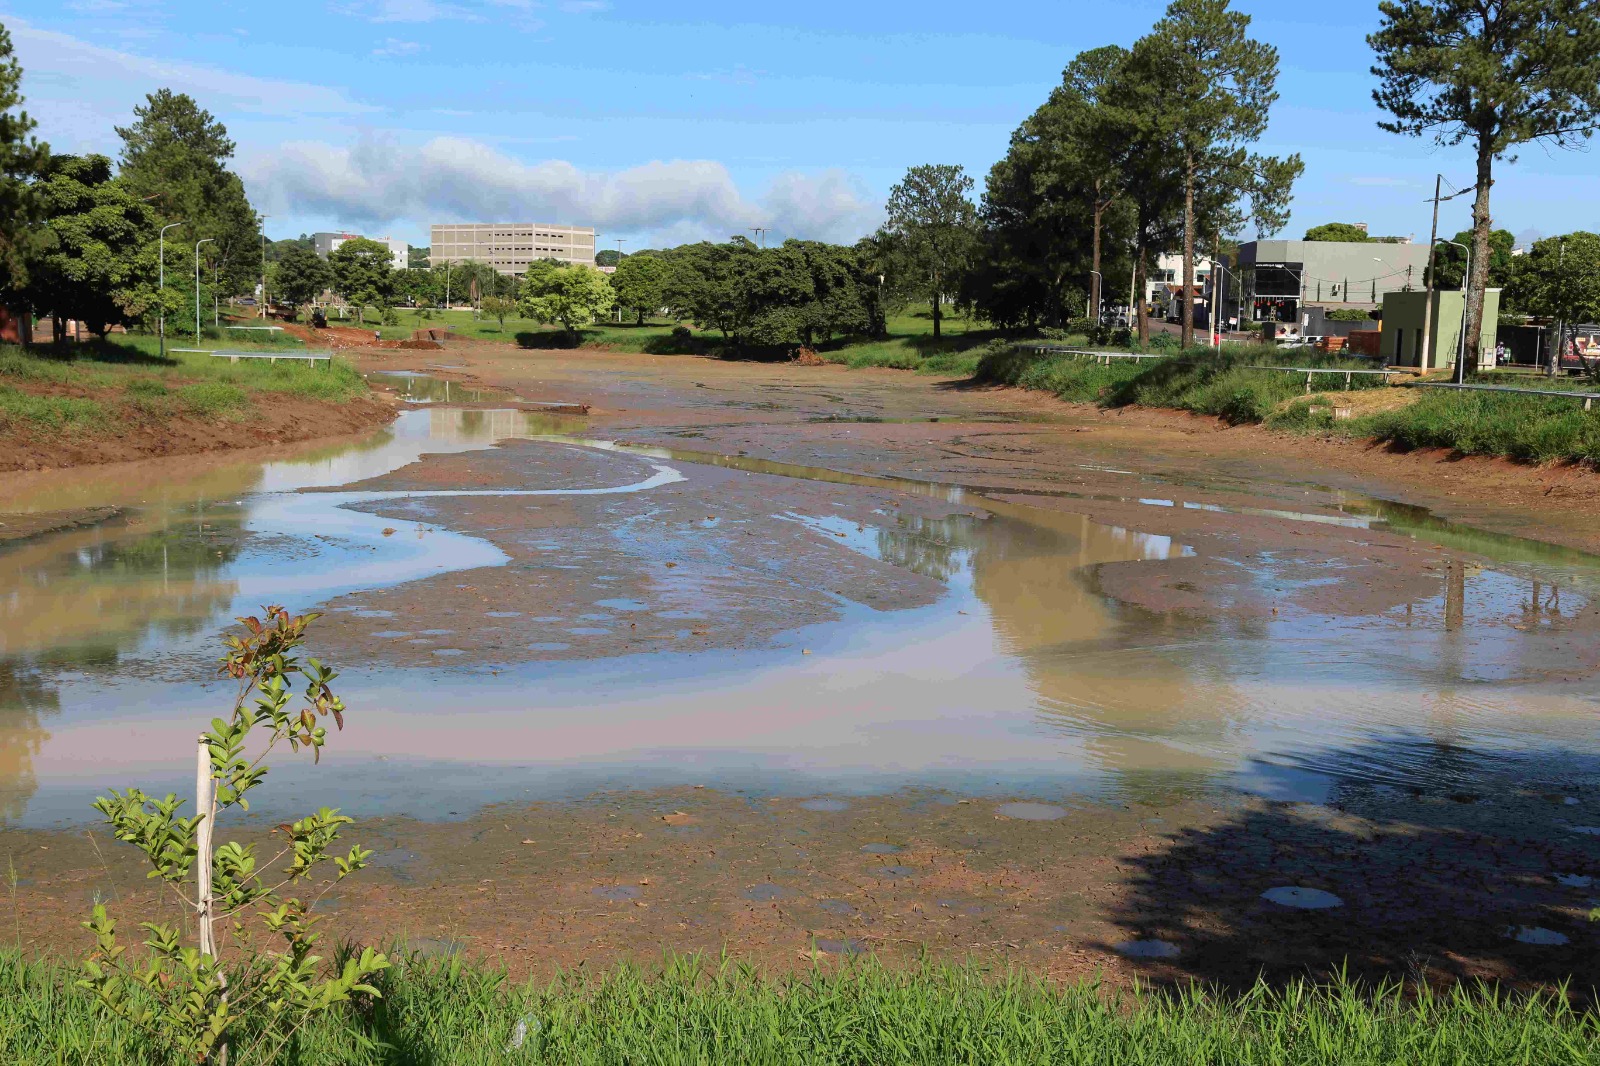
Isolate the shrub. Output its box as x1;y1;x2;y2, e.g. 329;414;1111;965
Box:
644;325;701;355
80;608;386;1065
380;306;400;327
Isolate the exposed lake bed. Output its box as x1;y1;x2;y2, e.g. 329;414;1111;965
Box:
4;346;1599;990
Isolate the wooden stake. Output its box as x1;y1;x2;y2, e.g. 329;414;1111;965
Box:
195;735;215;960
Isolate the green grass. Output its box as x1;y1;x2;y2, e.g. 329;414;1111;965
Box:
1274;388;1600;465
977;343;1600;465
1;951;1593;1064
0;337;369;436
381;308;1005;373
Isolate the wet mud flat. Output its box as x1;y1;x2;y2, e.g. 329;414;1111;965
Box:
6;351;1600;995
6;780;1600;992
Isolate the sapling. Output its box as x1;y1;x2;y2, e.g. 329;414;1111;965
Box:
79;606;388;1064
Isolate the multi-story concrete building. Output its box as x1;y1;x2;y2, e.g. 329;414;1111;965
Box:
429;223;597;275
1238;238;1432;323
311;232;408;272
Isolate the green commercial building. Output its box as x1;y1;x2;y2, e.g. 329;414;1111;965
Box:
1380;289;1501;370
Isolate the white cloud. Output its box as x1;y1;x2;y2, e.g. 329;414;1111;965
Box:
9;19;373;149
372;37;424;57
334;0;543;27
244;135;882;246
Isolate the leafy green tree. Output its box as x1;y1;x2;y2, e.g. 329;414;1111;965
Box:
1505;231;1600;324
518;260;614;340
1134;0;1299;347
964;46;1135;329
1371;0;1600;368
1429;227;1515;290
610;252;670;324
23;155;157;339
1303;222;1373;242
272;244;331;308
594;248;624;268
481;294;517;330
80;607;387;1065
661;239;812;348
881;164;976;338
327;237;395;323
0;22;48;301
407;244;429;269
780;240;873;347
116;90;261;296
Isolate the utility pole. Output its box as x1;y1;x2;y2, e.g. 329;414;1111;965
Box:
749;227;767;248
1213;231;1224;352
1553;236;1566;380
1420;176;1474;369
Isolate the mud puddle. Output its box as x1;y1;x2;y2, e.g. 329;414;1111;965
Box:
3;410;1599;828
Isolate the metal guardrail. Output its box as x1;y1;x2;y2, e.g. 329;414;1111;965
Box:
172;348;333;367
1029;346;1165;364
1243;365;1406;393
1406;380;1597;410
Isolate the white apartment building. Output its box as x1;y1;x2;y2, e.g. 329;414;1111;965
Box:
311;232;408;272
429;223;597;275
1144;252;1215;318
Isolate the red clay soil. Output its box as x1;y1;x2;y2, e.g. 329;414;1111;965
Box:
279;322;442;351
0;385;395;473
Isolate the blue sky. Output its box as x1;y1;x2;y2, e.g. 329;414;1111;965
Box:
3;1;1591;249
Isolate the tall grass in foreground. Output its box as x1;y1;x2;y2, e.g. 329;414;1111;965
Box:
2;951;1595;1064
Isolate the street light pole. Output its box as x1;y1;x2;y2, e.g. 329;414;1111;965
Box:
195;238;214;342
615;238;627;322
158;221;183;359
259;216;270;319
1440;238;1472;384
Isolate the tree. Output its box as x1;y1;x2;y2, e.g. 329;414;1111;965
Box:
116;90;261;296
481;294;516;330
0;22;48;300
1505;231;1600;327
1304;222;1373;242
963;46;1135;329
327;237;395;323
80;609;388;1064
1430;227;1515;291
1136;0;1299;347
1371;0;1600;370
518;260;613;340
407;244;429;269
610;252;669;324
23;154;158;339
594;248;624;268
881;164;976;338
781;240;873;347
272;244;331;308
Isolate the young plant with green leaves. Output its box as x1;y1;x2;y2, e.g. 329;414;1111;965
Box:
79;607;387;1065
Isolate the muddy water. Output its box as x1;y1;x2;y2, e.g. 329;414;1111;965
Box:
2;404;1599;826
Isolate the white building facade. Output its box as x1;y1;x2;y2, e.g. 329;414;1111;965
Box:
429;223;597;275
311;232;408;272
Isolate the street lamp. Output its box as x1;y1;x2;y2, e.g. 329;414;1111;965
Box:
1438;239;1472;383
615;238;626;322
1087;270;1102;320
259;217;270;319
195;238;214;342
158;221;184;358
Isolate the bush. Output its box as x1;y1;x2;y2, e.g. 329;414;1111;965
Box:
380;306;400;327
1149;332;1180;352
644;325;702;355
514;330;582;350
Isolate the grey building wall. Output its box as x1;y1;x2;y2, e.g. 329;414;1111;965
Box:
1239;239;1433;316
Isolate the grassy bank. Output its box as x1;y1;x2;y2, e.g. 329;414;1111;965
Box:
978;344;1600;465
3;951;1594;1064
0;339;369;436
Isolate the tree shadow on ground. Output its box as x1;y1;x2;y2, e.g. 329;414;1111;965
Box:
20;339;176;367
1102;736;1600;998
